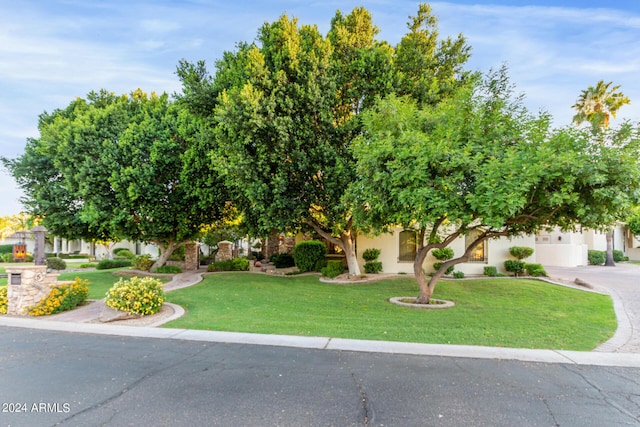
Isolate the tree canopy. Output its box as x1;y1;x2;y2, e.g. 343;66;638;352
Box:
350;68;640;303
3;90;229;268
178;4;471;275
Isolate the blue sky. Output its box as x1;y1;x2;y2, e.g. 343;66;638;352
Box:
1;0;639;216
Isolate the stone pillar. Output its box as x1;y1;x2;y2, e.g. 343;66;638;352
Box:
6;265;59;315
280;236;296;255
216;240;233;262
265;231;280;261
184;242;200;270
32;226;47;266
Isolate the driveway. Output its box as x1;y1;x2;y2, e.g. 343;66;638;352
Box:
545;263;640;353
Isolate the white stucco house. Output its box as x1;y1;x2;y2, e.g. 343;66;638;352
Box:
354;227;536;275
535;223;640;267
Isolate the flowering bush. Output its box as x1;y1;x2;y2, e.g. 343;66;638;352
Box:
0;287;7;314
28;278;89;316
134;254;154;271
105;276;165;315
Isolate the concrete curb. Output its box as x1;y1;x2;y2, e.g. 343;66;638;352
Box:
1;316;639;368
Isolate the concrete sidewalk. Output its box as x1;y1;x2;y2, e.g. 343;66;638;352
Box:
544;264;640;354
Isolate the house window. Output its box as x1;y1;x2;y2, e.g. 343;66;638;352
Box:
399;230;417;262
466;231;487;262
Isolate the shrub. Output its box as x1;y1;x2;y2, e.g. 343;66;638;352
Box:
113;248;135;259
525;263;547;277
270;253;295;268
431;247;454;261
105;276;165;315
169;244;185;261
293;241;327;272
46;257;67;271
80;263;97;268
0;244;13;254
509;246;534;260
364;261;383;274
362;248;381;262
207;257;250;272
504;260;526;277
433;262;454;275
153;265;182;274
453;271;465;279
232;257;250;271
134;254;154;271
613;250;625;263
484;266;498;277
27;278;89;316
96;259;132;270
0;287;7;314
251;251;265;261
588;250;606;265
321;260;345;279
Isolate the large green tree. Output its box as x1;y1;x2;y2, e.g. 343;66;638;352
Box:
350;69;640;303
4;90;227;268
179;4;470;275
572;80;631;266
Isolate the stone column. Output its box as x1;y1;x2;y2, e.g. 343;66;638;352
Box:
32;226;47;266
6;265;59;315
184;242;200;270
216;241;233;262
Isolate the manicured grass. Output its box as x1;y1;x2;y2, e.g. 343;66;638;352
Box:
164;273;616;351
58;269;170;300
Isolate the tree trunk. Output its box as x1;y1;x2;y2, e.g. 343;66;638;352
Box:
605;228;616;266
306;219;361;276
341;231;361;277
414;246;432;304
151;241;176;271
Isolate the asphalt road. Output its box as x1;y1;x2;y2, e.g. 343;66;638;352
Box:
1;327;638;427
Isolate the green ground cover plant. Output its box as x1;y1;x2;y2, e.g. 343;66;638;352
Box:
164;273;615;350
58;269;170;300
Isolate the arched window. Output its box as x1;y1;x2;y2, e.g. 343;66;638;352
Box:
399;230;417;262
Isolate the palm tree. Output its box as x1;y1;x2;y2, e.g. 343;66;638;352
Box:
572;80;630;132
572;80;630;266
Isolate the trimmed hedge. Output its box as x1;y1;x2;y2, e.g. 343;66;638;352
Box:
321;260;345;279
509;246;534;260
484;266;498;277
433;262;454;275
364;261;383;274
46;257;67;271
588;250;606;266
293;241;327;272
154;265;183;274
613;250;625;263
431;247;454;261
525;263;547;277
362;248;381;262
504;260;526;277
270;253;295;268
207;257;250;272
113;248;135;259
96;259;132;270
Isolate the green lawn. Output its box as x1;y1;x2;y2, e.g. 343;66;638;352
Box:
164;273;616;351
